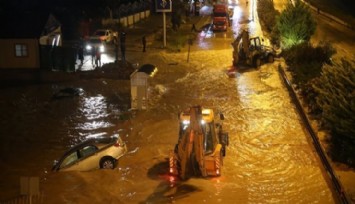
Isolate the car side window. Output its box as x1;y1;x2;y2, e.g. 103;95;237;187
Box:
79;145;98;158
60;151;79;168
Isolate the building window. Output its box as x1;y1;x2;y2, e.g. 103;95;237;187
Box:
15;44;28;57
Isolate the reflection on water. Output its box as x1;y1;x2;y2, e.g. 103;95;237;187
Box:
81;95;109;120
0;79;131;199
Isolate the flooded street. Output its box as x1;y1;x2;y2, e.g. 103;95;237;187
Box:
0;1;339;203
0;49;335;203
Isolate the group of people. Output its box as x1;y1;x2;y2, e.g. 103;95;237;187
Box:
77;32;147;68
76;44;101;68
77;46;101;68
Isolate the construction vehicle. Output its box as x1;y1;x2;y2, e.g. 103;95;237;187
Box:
231;30;276;68
169;106;229;180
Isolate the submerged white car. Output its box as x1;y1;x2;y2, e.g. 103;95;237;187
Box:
52;136;127;172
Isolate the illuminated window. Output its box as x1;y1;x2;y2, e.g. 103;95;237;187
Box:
15;44;28;57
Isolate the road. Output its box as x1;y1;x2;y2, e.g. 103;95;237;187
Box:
0;0;339;203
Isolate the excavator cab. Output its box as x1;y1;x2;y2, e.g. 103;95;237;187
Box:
249;37;262;51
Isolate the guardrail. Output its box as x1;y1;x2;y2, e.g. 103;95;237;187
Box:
278;65;350;204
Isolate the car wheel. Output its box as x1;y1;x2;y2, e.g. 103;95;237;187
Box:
100;157;115;169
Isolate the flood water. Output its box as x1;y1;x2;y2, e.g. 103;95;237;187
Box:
0;48;336;203
0;1;337;203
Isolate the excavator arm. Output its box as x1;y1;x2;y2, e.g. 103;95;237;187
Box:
176;106;206;180
231;30;250;65
170;106;228;180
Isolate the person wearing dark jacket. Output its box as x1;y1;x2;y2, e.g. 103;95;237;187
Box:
78;45;84;64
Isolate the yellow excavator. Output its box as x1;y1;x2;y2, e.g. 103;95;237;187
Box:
169;106;229;180
231;30;277;68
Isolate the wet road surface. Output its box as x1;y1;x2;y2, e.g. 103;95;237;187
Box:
0;1;337;203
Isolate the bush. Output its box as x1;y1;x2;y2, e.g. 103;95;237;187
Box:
313;59;355;166
257;0;280;45
283;42;335;85
277;0;316;49
257;0;279;33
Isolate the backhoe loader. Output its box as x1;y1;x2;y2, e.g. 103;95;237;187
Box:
169;106;229;180
231;30;276;68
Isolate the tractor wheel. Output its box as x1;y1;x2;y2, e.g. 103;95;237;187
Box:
267;54;274;63
254;57;261;68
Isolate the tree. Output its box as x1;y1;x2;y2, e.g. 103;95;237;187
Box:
283;41;336;85
276;0;316;49
314;59;355;140
313;59;355;165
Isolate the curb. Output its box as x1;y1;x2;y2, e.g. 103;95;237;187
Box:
278;65;350;204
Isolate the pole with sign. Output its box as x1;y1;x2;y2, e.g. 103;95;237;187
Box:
155;0;172;48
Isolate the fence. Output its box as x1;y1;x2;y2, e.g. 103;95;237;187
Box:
102;0;152;28
102;10;151;28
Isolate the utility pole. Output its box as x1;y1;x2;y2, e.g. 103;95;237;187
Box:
163;11;167;47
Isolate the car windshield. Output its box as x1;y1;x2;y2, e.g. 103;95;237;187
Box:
95;31;106;36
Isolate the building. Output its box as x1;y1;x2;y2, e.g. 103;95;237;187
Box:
0;12;61;69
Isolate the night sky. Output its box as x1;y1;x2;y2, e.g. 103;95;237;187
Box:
0;0;139;12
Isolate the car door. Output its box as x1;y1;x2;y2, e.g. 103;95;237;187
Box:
75;144;100;171
58;150;80;171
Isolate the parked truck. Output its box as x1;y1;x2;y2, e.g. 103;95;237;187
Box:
169;106;229;180
212;4;230;31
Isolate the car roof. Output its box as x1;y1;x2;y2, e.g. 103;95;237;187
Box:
63;137;116;155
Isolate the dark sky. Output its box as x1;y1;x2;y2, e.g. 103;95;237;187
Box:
0;0;138;12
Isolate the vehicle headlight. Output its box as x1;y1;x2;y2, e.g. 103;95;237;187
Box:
100;45;105;52
86;45;92;51
182;120;190;125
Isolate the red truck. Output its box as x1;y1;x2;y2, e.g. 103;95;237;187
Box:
212;4;230;31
